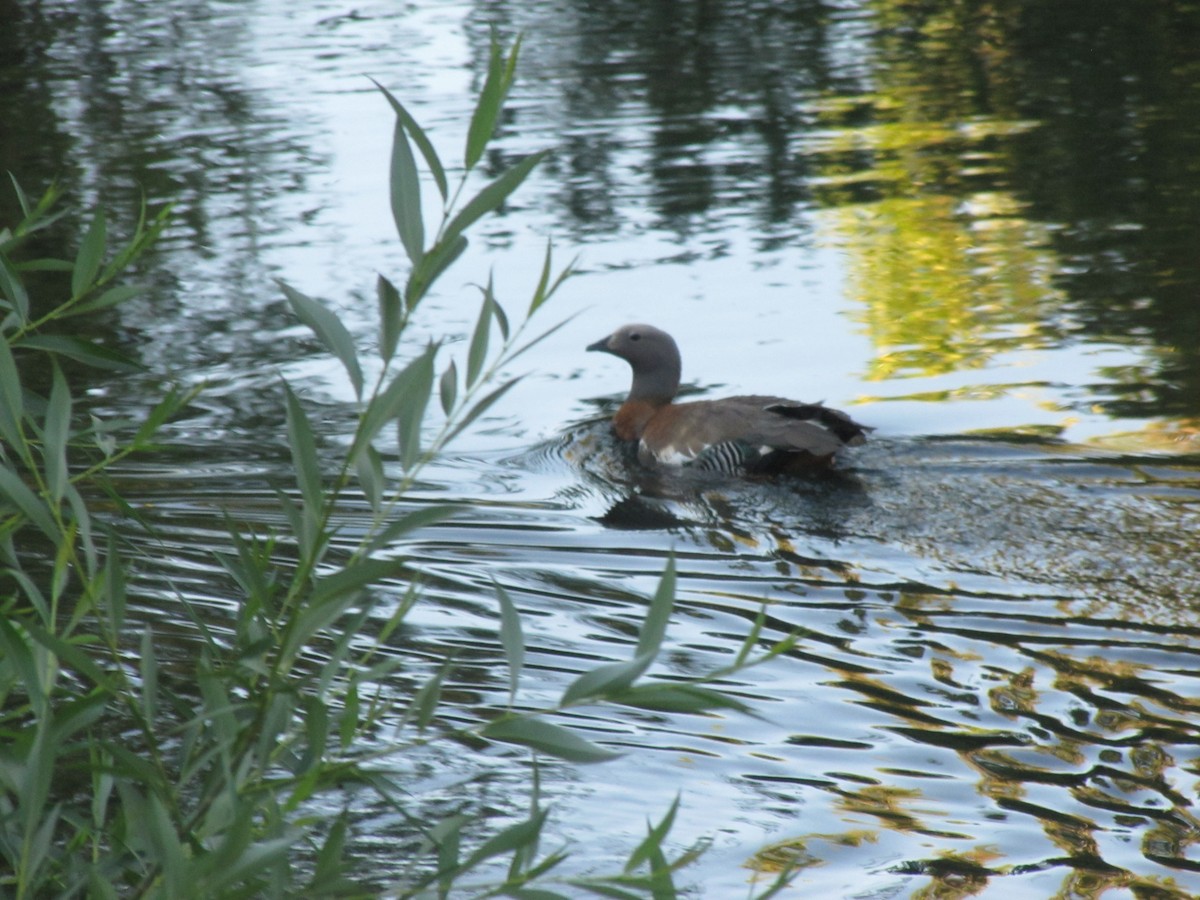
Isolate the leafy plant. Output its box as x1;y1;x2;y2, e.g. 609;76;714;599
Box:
0;37;799;899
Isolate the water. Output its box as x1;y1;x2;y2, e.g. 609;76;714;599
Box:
6;0;1200;895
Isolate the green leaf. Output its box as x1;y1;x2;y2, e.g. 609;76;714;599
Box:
637;556;675;659
69;283;144;316
494;294;509;340
377;274;403;364
411;660;451;731
406;233;467;309
9;172;32;217
313;811;350;888
311;557;409;607
465;38;503;170
338;681;360;752
465;35;522;169
529;244;578;316
24;620;117;691
18;334;142;372
439;358;457;415
394;346;436;470
43;362;71;503
626;794;680;874
354;444;384;511
358;341;437;451
140;625;158;723
0;335;25;447
12;257;73;273
442;377;521;446
482;716;620;763
462;808;549;871
618;682;752;715
280;280;364;399
283;383;323;515
368;502;459;552
373;79;448;201
0;465;59;543
71;209;107;298
131;383;198;448
466;282;494;387
561;652;656;708
495;583;524;703
443;151;548;248
0;616;44;716
0;251;30;321
387;103;425;265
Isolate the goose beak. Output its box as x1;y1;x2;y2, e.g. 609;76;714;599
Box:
586;335;613;353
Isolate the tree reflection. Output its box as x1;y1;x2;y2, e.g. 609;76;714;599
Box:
482;0;1200;431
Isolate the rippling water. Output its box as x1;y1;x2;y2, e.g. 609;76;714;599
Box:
110;419;1200;895
7;0;1200;894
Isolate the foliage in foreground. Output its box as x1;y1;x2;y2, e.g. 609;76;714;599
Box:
0;39;798;899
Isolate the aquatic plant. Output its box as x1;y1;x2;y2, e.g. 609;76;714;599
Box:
0;38;796;898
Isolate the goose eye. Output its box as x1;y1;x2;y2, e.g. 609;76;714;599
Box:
629;332;641;341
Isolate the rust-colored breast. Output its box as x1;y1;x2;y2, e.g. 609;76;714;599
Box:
612;400;661;441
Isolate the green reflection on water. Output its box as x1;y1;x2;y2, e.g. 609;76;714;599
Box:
806;0;1200;447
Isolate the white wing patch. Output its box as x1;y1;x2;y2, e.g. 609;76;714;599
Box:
643;441;696;466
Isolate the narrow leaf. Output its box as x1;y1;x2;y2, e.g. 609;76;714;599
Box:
358;341;437;449
466;285;493;387
530;245;578;316
465;36;507;170
495;583;524;703
736;606;767;668
280;281;364;399
443;151;548;248
69;283;144;316
439;358;457;415
494;296;510;340
627;794;680;873
637;556;675;659
283;383;323;515
140;625;158;723
412;660;450;731
0;466;59;542
0;617;43;715
482;716;620;763
377;274;403;364
71;209;106;298
618;682;752;715
9;173;32;217
561;652;656;708
406;233;467;309
373;80;448;201
368;502;459;552
354;444;384;511
442;377;521;446
395;350;436;471
0;336;24;446
43;362;71;503
0;252;29;322
311;557;408;606
18;335;142;372
388;107;425;265
463;808;549;871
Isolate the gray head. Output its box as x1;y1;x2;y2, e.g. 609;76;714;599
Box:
587;323;682;405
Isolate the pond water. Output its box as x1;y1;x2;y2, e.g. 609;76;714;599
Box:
6;0;1200;896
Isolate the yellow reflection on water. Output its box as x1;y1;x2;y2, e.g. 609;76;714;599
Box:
814;138;1064;383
